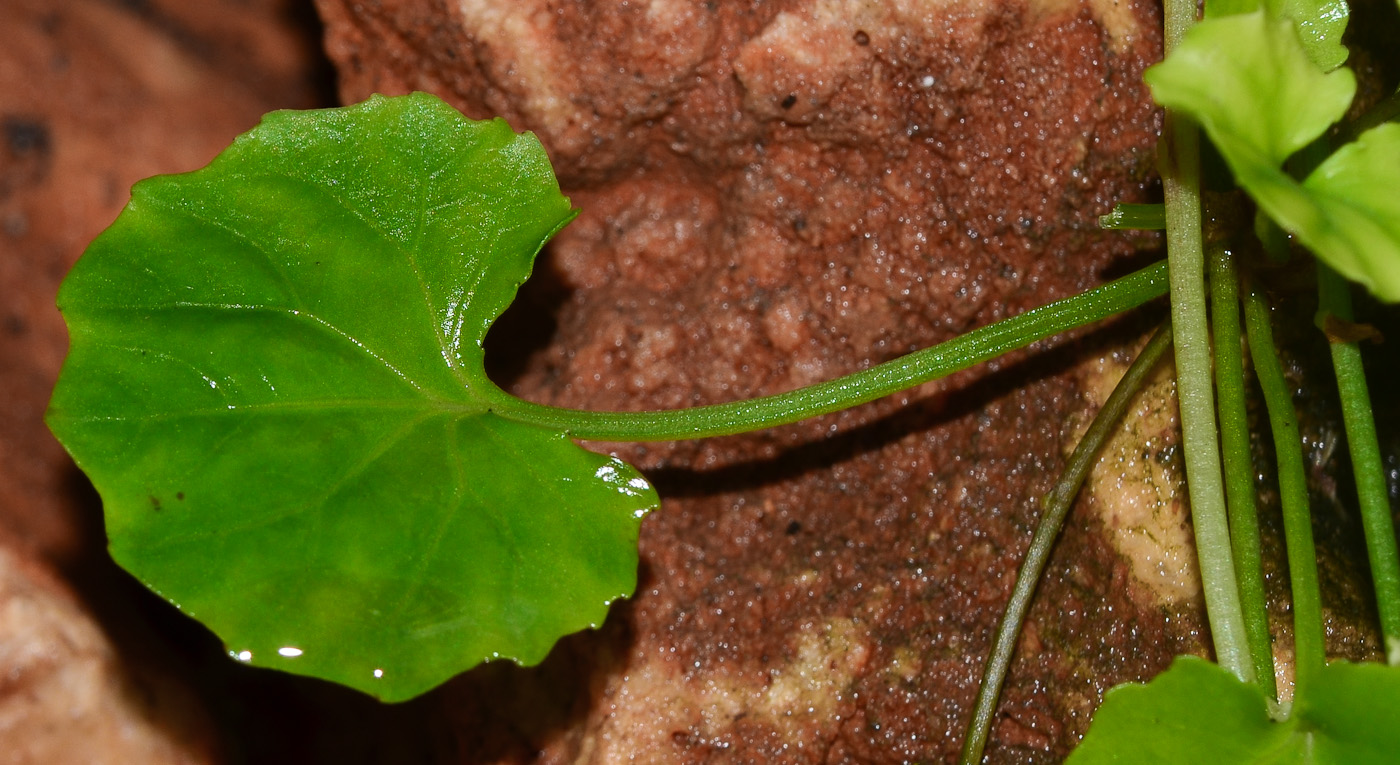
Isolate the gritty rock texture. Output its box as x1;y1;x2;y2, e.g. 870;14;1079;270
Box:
1068;344;1198;607
0;0;331;761
0;541;213;764
0;0;328;561
313;0;1203;762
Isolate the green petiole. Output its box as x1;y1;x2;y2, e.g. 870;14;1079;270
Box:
1337;85;1400;145
1099;203;1167;231
476;261;1169;442
1161;108;1253;683
1155;0;1254;683
959;322;1174;765
1210;245;1275;697
1317;263;1400;662
1244;281;1324;695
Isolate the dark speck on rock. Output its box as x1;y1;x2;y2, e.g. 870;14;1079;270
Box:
3;117;50;156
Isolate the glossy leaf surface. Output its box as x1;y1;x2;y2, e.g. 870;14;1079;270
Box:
1205;0;1349;72
48;93;657;702
1147;12;1400;302
1068;656;1400;764
1297;124;1400;302
1145;11;1355;170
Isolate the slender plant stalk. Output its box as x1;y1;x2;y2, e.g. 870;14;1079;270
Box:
1158;57;1254;680
1099;203;1167;231
480;261;1169;441
1243;283;1324;694
1317;264;1400;661
1210;246;1276;696
958;323;1173;765
1338;85;1400;144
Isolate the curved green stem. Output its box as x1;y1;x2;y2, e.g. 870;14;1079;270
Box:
479;261;1168;442
1210;245;1275;697
1317;264;1400;661
1244;282;1324;695
1338;84;1400;145
959;322;1173;765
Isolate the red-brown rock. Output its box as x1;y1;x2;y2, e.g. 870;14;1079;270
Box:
313;1;1205;762
0;0;328;761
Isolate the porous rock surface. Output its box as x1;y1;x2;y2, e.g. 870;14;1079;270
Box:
0;0;329;761
313;0;1206;762
0;0;327;565
0;540;213;764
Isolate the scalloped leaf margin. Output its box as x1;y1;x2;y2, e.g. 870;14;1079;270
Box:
47;93;657;702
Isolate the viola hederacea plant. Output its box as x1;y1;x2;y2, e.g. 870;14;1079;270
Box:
47;0;1400;759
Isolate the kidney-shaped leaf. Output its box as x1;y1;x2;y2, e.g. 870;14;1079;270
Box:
1067;656;1400;764
47;93;657;702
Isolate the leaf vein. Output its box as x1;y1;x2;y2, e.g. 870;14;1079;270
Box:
140;411;435;549
90;303;428;393
140;196;310;311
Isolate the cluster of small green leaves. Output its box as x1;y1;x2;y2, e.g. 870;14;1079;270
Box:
1150;5;1400;300
1060;0;1400;760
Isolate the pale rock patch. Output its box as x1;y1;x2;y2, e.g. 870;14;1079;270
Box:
1068;341;1201;606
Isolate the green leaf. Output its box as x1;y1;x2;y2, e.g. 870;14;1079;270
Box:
1067;656;1400;764
47;93;657;702
1205;0;1349;72
1066;657;1287;764
1297;124;1400;302
1145;12;1356;172
1295;661;1400;763
1146;13;1400;303
1272;0;1348;71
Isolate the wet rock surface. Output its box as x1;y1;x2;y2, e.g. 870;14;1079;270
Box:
0;539;213;764
316;1;1206;762
24;0;1394;762
0;0;354;761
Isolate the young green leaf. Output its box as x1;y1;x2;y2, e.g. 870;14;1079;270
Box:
1147;13;1400;302
1297;124;1400;302
1267;0;1348;71
1145;12;1355;172
47;93;657;702
1068;656;1400;764
1205;0;1349;72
